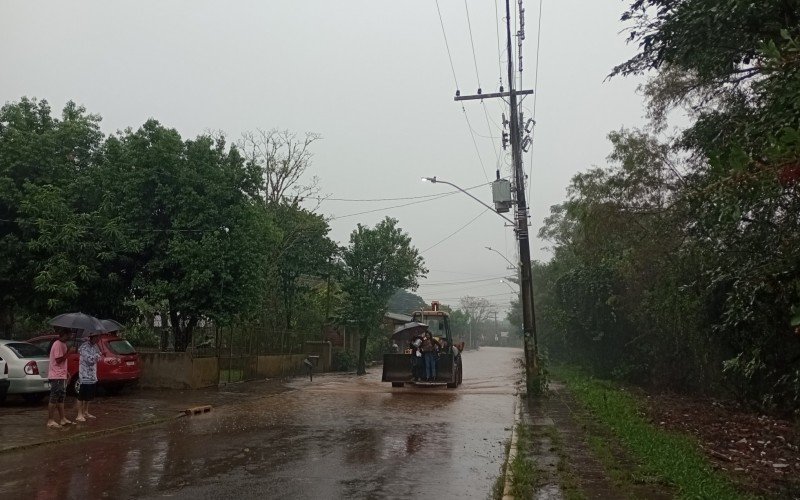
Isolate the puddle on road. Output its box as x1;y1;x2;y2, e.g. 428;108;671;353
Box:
0;347;524;500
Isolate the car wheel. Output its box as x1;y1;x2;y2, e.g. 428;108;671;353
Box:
69;376;81;396
22;393;45;404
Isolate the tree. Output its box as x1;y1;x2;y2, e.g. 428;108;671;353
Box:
339;217;427;375
610;0;800;407
98;120;276;350
0;98;106;334
387;289;427;315
239;128;321;206
259;203;337;349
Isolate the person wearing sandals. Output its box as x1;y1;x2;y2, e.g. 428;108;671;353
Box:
47;328;73;428
76;330;102;422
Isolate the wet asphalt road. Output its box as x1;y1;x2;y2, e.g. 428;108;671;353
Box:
0;347;523;499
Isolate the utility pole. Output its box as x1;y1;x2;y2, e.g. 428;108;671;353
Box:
454;0;539;392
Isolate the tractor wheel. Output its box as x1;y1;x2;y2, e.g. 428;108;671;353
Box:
447;365;459;388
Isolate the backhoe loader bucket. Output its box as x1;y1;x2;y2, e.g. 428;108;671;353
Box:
382;353;413;383
436;354;454;382
383;353;459;387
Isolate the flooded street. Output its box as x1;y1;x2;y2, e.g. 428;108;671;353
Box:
0;347;522;499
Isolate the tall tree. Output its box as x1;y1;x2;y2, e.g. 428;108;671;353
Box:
339;217;427;375
239;128;321;205
99;120;275;350
0;98;106;333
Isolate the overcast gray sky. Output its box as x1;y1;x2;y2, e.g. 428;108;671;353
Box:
0;0;645;313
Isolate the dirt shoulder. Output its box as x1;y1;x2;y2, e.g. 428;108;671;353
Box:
645;392;800;498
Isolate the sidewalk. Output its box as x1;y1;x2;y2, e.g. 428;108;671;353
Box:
0;378;289;453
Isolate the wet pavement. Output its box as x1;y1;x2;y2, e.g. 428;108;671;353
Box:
0;347;523;499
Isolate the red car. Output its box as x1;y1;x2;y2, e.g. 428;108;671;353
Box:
27;333;141;395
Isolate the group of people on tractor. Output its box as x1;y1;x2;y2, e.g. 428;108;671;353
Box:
409;331;446;382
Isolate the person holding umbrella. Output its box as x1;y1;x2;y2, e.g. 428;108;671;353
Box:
76;329;103;422
46;313;105;428
46;328;73;428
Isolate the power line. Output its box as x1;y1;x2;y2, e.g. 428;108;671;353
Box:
461;104;490;182
421;208;489;253
429;268;504;276
433;1;491;183
435;291;516;300
463;0;502;174
464;0;482;90
329;192;457;220
494;0;504;88
417;275;511;287
527;0;543;204
434;0;459;91
328;181;491;220
308;184;487;203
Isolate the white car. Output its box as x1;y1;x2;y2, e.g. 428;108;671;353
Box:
0;355;8;404
0;340;51;403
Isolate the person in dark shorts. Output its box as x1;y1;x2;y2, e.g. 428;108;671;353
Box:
47;328;72;428
76;330;102;422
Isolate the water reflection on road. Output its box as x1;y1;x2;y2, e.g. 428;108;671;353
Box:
0;347;522;499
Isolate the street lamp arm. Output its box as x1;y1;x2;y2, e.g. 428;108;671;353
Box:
500;279;518;293
485;246;517;269
422;177;514;225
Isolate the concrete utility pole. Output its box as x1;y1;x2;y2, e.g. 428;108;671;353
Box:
455;0;539;391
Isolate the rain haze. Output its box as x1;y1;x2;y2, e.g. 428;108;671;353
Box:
0;0;645;313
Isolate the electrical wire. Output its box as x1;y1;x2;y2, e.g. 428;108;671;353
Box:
435;291;516;300
329;180;493;220
418;275;511;287
434;0;490;182
329;192;458;220
434;0;459;91
526;0;543;205
494;0;504;89
421;208;489;253
464;0;482;90
307;186;484;203
461;104;491;182
429;268;502;276
463;0;503;176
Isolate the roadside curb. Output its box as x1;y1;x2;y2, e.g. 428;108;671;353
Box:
0;412;185;455
502;392;523;500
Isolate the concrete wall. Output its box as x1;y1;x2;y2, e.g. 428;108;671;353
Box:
255;354;307;379
139;352;321;389
138;352;219;389
303;341;332;372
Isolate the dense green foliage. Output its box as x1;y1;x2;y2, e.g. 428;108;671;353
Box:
527;1;800;410
0;98;347;351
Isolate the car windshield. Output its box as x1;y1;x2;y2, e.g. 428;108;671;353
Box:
108;340;136;355
6;342;47;359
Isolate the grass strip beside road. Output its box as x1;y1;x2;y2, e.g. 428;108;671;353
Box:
507;422;538;498
554;366;748;500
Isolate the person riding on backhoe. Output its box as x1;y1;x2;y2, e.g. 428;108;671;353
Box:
410;333;424;381
420;331;441;381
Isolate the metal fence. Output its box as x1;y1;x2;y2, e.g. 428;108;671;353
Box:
137;324;321;383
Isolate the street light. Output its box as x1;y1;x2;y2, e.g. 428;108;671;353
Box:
485;246;517;270
499;279;518;293
421;176;514;225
